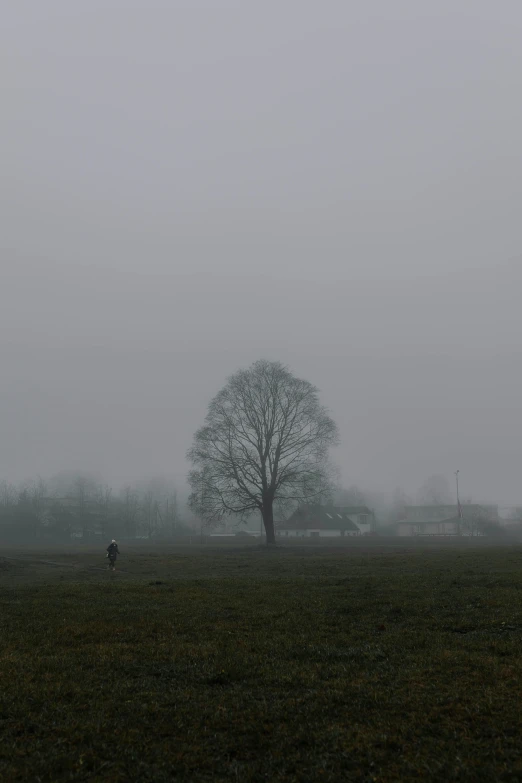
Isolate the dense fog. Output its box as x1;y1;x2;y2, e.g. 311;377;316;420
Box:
2;2;522;514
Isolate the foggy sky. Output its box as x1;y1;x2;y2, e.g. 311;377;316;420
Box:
2;1;522;505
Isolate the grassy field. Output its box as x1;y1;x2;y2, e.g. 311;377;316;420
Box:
1;542;522;782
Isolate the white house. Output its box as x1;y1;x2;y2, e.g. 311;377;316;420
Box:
276;504;374;538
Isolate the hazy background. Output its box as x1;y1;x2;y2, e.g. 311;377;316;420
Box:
2;1;522;504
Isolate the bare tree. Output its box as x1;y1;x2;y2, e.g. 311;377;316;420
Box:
417;474;453;505
94;484;113;538
161;491;179;537
169;491;179;534
388;486;410;523
336;484;367;506
140;490;156;539
29;477;49;526
188;360;339;545
121;485;140;538
0;481;17;508
72;475;97;538
30;477;48;505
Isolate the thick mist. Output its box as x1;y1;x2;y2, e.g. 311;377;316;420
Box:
2;2;522;506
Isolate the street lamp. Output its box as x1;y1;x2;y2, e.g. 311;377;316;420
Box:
455;470;461;535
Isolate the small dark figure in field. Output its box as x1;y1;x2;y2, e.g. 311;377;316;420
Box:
106;540;120;571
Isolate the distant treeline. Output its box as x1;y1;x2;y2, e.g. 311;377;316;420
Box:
0;474;192;542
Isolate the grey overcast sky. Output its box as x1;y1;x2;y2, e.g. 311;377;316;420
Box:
2;1;522;504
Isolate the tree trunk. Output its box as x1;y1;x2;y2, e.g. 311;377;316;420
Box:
262;502;276;545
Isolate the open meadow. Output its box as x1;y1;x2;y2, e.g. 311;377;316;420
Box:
1;540;522;782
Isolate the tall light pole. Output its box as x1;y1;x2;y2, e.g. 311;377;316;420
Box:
455;470;461;535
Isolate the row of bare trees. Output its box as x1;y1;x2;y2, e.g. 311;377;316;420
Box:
121;483;182;538
0;475;186;541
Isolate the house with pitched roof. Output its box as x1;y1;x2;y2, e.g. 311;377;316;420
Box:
276;504;374;538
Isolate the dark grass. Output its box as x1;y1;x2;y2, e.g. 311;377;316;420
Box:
2;546;522;781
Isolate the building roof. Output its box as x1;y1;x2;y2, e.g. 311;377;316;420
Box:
277;505;368;532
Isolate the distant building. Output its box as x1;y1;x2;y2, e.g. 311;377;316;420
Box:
396;504;498;537
276;504;374;538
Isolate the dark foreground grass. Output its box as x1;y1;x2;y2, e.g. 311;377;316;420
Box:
2;546;522;782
